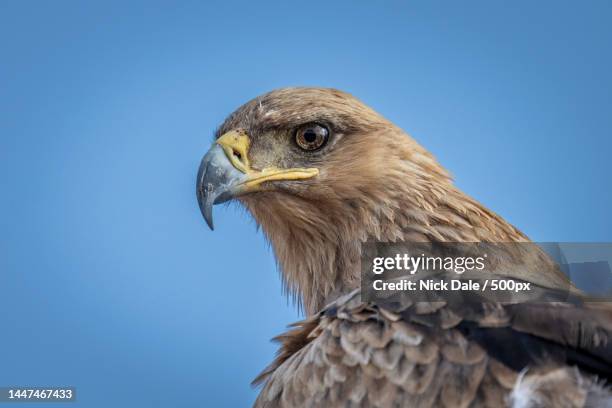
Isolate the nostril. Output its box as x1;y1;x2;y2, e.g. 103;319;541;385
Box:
233;150;242;161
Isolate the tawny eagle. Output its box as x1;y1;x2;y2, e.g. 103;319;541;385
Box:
197;88;612;407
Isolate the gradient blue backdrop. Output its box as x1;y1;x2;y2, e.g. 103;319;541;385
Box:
1;1;611;406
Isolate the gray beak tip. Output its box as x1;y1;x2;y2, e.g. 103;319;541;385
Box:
203;203;215;231
197;184;215;231
196;144;246;231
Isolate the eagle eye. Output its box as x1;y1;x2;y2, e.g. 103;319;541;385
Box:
295;124;329;151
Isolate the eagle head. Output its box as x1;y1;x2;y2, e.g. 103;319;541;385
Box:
197;87;449;230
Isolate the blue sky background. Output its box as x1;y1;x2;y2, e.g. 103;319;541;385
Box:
1;1;611;406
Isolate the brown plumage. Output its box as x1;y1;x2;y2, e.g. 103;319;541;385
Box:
196;87;612;407
253;291;612;407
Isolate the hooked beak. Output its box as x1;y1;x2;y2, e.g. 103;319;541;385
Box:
196;129;319;230
196;142;247;230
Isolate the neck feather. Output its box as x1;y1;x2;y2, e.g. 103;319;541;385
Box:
242;177;527;315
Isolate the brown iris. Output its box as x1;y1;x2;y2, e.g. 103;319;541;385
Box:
295;124;329;151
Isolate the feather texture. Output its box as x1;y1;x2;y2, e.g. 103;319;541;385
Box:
254;290;612;407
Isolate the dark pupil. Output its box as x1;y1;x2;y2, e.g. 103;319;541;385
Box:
303;129;318;143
